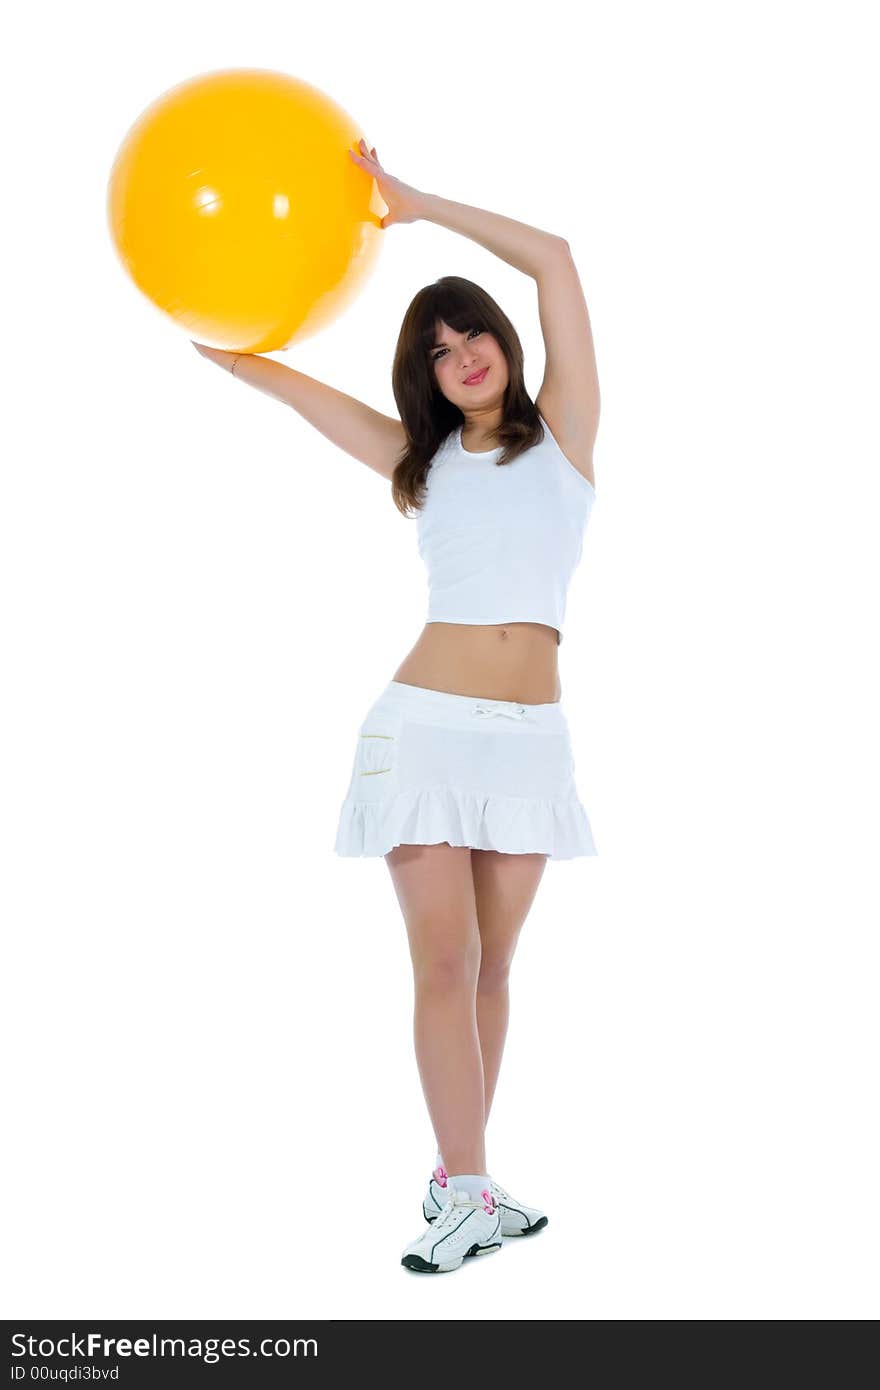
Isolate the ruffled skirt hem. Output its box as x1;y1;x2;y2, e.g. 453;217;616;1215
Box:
334;782;597;860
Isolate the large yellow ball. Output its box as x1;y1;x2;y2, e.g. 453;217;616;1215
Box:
107;68;384;352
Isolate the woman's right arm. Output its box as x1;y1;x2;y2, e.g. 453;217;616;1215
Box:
191;344;405;481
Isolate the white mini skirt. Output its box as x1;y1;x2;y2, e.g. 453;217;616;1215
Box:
333;680;597;860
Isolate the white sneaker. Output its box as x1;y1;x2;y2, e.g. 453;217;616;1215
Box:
424;1165;549;1238
402;1185;502;1273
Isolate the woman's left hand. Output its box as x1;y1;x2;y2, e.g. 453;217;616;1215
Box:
347;138;425;228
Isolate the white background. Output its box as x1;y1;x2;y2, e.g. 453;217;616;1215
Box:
2;0;878;1321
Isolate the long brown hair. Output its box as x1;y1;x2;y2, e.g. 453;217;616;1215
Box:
389;275;544;518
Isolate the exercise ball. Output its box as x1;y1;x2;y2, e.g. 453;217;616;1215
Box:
107;68;384;352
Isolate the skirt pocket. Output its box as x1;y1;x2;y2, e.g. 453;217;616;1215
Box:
344;706;404;803
356;729;397;778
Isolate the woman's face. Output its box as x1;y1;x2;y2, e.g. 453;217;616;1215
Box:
430;320;508;409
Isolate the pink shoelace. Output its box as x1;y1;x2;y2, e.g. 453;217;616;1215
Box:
433;1165;495;1215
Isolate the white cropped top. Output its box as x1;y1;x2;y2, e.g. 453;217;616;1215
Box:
415;413;595;645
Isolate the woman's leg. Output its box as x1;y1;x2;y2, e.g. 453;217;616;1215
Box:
470;850;548;1124
385;842;485;1176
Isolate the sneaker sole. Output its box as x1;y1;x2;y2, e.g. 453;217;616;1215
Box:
424;1206;549;1238
500;1215;549;1237
401;1240;503;1273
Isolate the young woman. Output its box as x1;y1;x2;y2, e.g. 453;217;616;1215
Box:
193;138;600;1275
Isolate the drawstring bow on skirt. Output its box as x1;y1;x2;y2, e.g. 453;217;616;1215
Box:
472;702;531;722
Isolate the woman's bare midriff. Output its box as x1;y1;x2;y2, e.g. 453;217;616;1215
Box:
391;622;562;704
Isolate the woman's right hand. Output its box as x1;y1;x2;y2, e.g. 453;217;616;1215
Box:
191;341;242;370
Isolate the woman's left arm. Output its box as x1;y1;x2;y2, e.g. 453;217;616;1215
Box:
348;137;564;275
416;191;567;278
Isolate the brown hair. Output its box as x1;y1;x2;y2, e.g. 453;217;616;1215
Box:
388;275;544;518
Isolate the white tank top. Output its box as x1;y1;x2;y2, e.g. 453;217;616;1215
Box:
416;413;595;645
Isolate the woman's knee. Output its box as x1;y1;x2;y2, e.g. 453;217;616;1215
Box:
413;938;481;994
477;953;513;993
